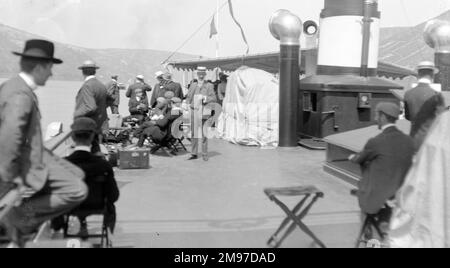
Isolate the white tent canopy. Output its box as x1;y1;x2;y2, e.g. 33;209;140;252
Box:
217;67;279;147
389;111;450;248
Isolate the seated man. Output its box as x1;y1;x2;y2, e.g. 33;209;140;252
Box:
127;88;149;124
149;97;169;121
137;97;183;151
349;103;415;234
133;98;169;138
65;117;120;238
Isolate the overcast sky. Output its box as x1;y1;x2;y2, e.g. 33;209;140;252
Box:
0;0;449;57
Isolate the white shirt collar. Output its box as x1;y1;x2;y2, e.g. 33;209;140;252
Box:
418;78;432;84
85;75;96;82
382;123;396;131
74;145;92;153
19;72;38;90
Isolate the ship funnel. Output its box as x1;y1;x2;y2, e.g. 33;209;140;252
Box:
269;10;303;46
317;0;380;76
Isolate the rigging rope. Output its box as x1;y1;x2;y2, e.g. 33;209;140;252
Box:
161;1;229;65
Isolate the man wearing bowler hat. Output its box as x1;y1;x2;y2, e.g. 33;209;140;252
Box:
404;61;446;152
186;67;217;161
349;103;415;231
0;39;87;245
74;60;109;155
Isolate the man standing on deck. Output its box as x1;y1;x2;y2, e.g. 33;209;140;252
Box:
186;67;217;161
74;60;108;155
106;75;120;114
126;75;152;104
149;71;165;108
0;39;87;246
349;103;415;234
150;72;183;108
404;61;446;152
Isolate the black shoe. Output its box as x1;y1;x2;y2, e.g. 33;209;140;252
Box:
188;155;198;161
150;146;160;154
51;216;66;232
78;223;89;241
0;223;7;238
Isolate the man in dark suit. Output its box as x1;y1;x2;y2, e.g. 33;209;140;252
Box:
349;103;415;218
404;61;446;152
74;60;109;154
126;75;152;104
137;97;183;152
65;117;120;238
105;75;120;114
128;88;149;124
150;72;184;108
0;40;87;245
150;71;165;108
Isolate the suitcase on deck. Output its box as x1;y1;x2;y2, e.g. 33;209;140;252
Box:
118;149;150;170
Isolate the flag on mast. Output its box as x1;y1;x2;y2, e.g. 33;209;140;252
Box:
210;15;218;39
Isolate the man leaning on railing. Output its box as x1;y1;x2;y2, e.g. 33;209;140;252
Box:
0;39;88;247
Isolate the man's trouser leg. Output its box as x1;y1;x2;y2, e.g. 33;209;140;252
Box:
191;111;201;156
201;136;208;157
192;117;208;156
4;152;87;235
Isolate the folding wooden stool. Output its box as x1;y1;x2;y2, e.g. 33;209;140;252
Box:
264;186;326;248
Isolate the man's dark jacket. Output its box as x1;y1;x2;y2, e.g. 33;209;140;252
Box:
65;150;119;210
129;97;149;116
352;126;415;215
150;81;183;108
126;82;152;102
404;83;445;150
105;80;120;106
74;78;108;133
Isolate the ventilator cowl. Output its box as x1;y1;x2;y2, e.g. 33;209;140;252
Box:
269;10;302;46
424;19;450;53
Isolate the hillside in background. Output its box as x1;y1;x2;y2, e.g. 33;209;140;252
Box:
1;10;450;82
0;23;199;83
379;10;450;68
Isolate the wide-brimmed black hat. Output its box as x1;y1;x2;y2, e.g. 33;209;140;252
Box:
12;39;63;64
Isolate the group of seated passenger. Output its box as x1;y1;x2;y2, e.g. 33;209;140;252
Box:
134;93;184;153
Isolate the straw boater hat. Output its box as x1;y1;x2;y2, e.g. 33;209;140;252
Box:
197;66;207;74
78;60;100;70
416;61;439;74
155;71;164;78
136;75;145;80
13;39;63;64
